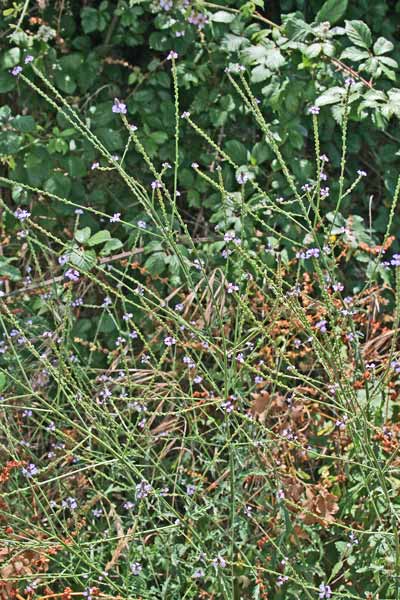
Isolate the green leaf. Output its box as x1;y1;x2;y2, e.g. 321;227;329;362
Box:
1;48;20;70
224;140;248;164
87;230;111;246
211;11;236;23
0;260;21;281
145;252;166;275
75;227;91;244
373;37;394;56
340;47;370;61
316;0;348;24
99;238;123;256
54;71;77;94
0;72;15;93
81;7;99;33
0;372;6;392
11;115;36;132
316;86;345;106
264;48;285;70
345;20;372;49
68;247;97;270
304;43;322;59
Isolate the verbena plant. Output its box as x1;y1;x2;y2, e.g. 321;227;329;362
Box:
1;11;400;600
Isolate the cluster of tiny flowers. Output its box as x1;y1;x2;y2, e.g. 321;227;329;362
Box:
224;64;245;74
21;463;38;478
308;105;320;115
110;212;121;223
315;319;327;333
164;336;176;346
391;360;400;373
357;169;367;177
187;11;208;29
212;555;226;568
296;247;320;259
151;180;162;190
277;575;288;586
65;268;80;282
62;496;78;510
159;0;173;9
14;207;31;221
227;282;239;294
236;172;249;184
136;480;152;499
130;561;142;575
319;584;332;599
167;50;178;60
112;98;127;114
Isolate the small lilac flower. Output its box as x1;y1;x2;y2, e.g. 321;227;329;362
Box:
332;282;344;292
345;76;355;85
151;180;162;190
130;561;142;575
75;208;83;215
221;400;234;413
164;336;176;346
167;50;178;60
319;584;332;599
357;169;367;177
320;187;330;198
277;489;285;500
136;480;152;499
348;531;359;546
193;375;203;384
227;282;239;294
21;463;38;478
191;162;199;168
102;296;112;307
123;312;133;321
62;496;78;510
14;207;31;221
137;220;147;228
236;172;249;185
24;55;34;64
212;555;226;568
112;98;127;114
391;254;400;267
244;505;252;517
123;500;135;510
110;212;121;223
391;360;400;374
186;484;195;496
335;414;348;429
65;268;80;282
160;0;173;9
92;508;103;517
277;575;288;586
181;111;191;119
308;105;320;115
91;161;99;170
129;123;138;132
11;65;22;76
192;568;205;578
315;320;327;333
175;303;184;312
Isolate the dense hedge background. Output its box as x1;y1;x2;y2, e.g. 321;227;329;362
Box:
2;1;400;599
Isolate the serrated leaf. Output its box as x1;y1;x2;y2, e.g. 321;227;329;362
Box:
145;252;166;275
264;48;285;70
316;0;348;24
345;20;372;49
340;47;369;61
316;86;345;106
75;227;91;244
69;248;97;270
373;37;394;56
87;230;111;246
211;10;236;23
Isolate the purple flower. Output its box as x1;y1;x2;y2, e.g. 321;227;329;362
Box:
277;489;285;500
277;575;288;586
21;463;38;478
181;111;191;119
136;480;152;499
227;282;239;294
186;484;195;496
24;55;34;64
308;105;320;115
14;207;31;221
137;220;147;229
345;76;355;85
193;375;203;384
315;320;327;333
191;162;199;169
167;50;178;60
390;254;400;267
175;303;184;312
319;584;332;599
11;65;22;76
221;400;234;413
164;336;176;346
130;561;142;575
91;162;99;170
151;180;162;190
332;282;344;292
391;360;400;374
236;172;249;185
65;268;80;282
192;568;205;579
62;496;78;510
160;0;173;9
357;169;367;177
212;555;226;568
112;98;127;114
110;212;121;223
